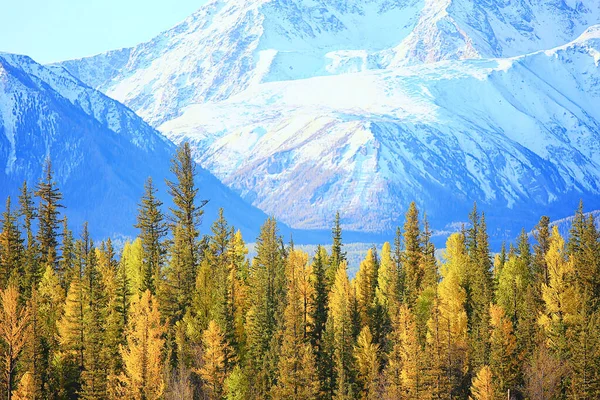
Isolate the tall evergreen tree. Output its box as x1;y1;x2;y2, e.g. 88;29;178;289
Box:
245;218;285;398
488;304;520;397
81;235;108;399
135;177;167;295
35;159;63;273
164;142;206;315
0;197;23;289
328;212;346;286
403;202;422;306
18;182;39;296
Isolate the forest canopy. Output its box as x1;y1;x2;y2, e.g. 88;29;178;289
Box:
1;143;599;400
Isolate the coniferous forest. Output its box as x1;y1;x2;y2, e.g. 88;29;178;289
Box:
1;143;600;400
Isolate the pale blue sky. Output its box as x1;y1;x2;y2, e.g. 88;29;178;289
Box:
0;0;207;64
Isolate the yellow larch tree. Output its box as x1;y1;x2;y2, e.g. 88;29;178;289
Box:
538;226;581;360
437;233;469;395
273;249;319;400
0;284;31;400
469;366;494;400
354;326;379;400
117;290;165;400
196;320;231;400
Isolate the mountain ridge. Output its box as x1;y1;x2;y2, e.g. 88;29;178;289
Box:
53;0;600;238
0;52;272;240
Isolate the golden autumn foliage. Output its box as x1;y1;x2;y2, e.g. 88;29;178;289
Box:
0;285;31;400
117;290;165;400
354;326;379;400
196;320;230;400
469;366;494;400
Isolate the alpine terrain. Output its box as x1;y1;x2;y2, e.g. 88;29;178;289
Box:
57;0;600;237
0;52;270;238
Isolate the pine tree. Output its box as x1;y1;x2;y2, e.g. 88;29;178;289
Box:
354;326;379;400
196;320;231;400
117;290;166;400
469;366;494;400
496;254;531;325
0;285;31;400
121;239;144;299
399;305;424;399
135;177;167;295
11;372;34;400
57;253;86;396
228;229;249;360
35;159;63;273
0;197;23;289
34;265;66;396
385;304;423;400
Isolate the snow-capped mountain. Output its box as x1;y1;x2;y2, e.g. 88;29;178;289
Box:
57;0;600;237
0;52;270;239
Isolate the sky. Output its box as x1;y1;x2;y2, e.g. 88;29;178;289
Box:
0;0;207;64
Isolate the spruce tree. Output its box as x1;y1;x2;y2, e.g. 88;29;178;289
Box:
18;182;39;295
0;197;23;289
328;211;346;286
35;159;63;273
488;304;519;397
245;218;285;398
533;216;551;286
310;245;331;396
164;142;206;315
135;177;167;295
403;202;422;306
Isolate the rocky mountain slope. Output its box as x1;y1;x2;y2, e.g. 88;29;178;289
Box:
57;0;600;236
0;52;270;239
